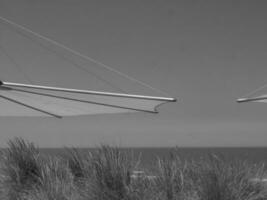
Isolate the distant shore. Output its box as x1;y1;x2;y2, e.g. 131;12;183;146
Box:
38;146;267;170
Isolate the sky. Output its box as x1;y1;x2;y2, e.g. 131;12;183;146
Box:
0;0;267;147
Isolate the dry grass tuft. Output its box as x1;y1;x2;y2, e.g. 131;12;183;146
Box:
0;137;41;200
25;156;81;200
195;155;267;200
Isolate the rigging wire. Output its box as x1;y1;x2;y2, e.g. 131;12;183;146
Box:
0;44;34;84
241;81;267;98
3;24;127;93
0;16;171;97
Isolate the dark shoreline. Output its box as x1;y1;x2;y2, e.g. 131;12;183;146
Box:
38;147;267;169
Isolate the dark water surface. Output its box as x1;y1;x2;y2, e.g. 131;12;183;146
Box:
40;147;267;169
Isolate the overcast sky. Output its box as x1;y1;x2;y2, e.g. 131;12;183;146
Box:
0;0;267;147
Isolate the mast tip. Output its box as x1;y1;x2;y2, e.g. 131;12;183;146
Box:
0;80;3;85
172;98;177;102
236;98;247;103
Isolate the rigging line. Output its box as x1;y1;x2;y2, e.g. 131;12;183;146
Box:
241;82;267;98
11;88;158;113
0;16;171;97
5;26;126;93
0;93;62;118
0;44;34;84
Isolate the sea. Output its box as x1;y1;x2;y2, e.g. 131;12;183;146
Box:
40;147;267;170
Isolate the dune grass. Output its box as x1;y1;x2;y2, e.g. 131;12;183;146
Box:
25;156;81;200
0;137;42;200
0;137;266;200
195;155;267;200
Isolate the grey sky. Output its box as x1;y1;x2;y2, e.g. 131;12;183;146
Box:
0;0;267;147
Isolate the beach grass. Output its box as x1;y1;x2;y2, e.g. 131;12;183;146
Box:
0;137;42;200
0;137;266;200
193;155;267;200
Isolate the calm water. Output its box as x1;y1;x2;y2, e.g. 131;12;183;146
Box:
40;147;267;169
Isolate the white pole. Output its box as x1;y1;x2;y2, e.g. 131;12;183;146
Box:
2;81;177;102
237;97;267;103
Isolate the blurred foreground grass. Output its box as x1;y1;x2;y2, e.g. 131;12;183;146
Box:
0;137;266;200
